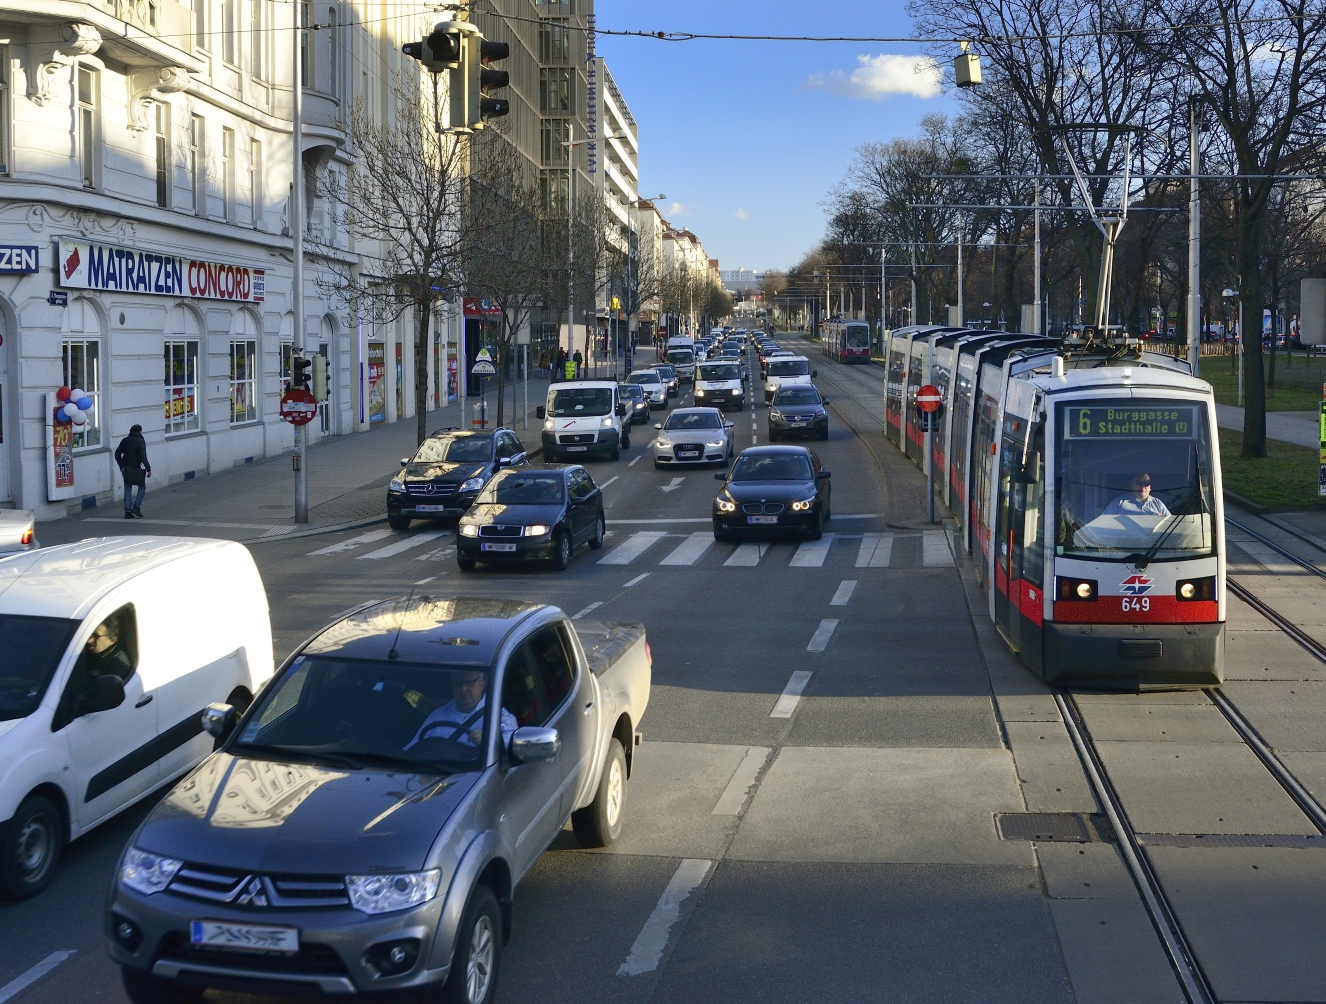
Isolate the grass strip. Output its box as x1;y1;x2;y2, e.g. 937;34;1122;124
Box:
1220;432;1322;509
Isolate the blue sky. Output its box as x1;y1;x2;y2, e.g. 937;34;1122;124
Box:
597;0;959;272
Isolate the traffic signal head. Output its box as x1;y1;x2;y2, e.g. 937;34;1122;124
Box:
467;34;510;128
403;23;462;74
311;355;329;402
291;353;312;390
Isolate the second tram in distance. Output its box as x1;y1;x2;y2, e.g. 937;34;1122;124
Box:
822;318;873;364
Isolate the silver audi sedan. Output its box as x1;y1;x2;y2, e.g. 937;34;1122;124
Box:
652;407;734;469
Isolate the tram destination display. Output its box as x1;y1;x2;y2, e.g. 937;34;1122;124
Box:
1065;405;1198;439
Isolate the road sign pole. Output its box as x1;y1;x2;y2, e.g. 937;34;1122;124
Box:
292;0;307;523
926;343;935;524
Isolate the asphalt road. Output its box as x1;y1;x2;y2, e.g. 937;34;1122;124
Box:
3;327;1325;1004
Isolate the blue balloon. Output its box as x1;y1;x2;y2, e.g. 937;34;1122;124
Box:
56;408;69;423
75;397;93;412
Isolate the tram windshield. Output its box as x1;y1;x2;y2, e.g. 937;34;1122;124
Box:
845;324;870;348
1055;400;1215;561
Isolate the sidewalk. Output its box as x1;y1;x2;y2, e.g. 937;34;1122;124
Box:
40;376;551;546
1215;403;1318;449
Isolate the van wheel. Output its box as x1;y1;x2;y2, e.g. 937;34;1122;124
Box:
440;886;501;1004
572;739;627;848
0;795;63;900
225;688;252;715
609;443;620;461
388;515;412;532
121;968;205;1004
621;433;631;450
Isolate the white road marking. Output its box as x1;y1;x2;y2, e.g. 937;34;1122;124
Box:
856;532;894;568
629;455;642;467
659;477;686;493
623;572;651;587
356;530;447;560
307;529;393;555
617;859;713;977
830;580;857;606
807;618;839;652
414;576;437;585
260;525;297;537
1233;539;1304;574
0;952;76;1003
572;601;603;619
599;530;668;565
923;529;954;566
660;532;714;566
611;518;711;525
724;542;769;567
712;747;771;814
790;533;837;567
833;513;882;519
771;670;814;717
599;476;619;490
415;545;455;561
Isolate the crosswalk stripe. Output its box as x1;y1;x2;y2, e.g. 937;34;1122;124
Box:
357;530;447;560
870;534;894;567
307;529;393;556
598;530;668;565
724;542;768;567
855;532;894;567
659;532;714;566
922;529;954;566
790;533;837;567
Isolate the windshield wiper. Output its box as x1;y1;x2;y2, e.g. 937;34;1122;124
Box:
1126;490;1206;569
231;743;366;770
343;751;457;774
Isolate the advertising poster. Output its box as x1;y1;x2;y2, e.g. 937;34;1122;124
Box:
58;239;264;302
367;342;386;424
395;344;404;419
45;395;76;500
448;357;458;401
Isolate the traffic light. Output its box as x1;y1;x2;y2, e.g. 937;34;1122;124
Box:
471;38;510;126
291;353;311;391
311;354;329;402
402;23;462;74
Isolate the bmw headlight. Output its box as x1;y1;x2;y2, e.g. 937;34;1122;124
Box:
389;477;405;492
543;418;555;431
459;477;484;493
346;871;441;915
120;848;183;895
459;524;480;537
716;494;736;513
791;497;816;511
524;524;551;536
601;416;615;428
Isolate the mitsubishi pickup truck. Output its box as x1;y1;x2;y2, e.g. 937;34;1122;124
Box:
106;596;650;1004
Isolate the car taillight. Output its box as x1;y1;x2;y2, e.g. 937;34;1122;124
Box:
644;640;652;668
20;527;33;545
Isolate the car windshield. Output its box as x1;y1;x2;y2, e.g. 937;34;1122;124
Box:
768;359;809;376
1055;400;1216;561
233;657;503;770
412;435;491;464
699;363;741;381
620;385;643;400
666;350;694;365
476;471;565;505
730;453;814;481
656;366;676;379
665;412;723;431
630;371;661;386
774;387;821;406
0;615;80;722
550;388;612;417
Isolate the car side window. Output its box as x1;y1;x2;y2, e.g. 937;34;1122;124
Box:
501;644;550;728
52;604;138;731
568;470;590;500
500;433;522;459
528;626;575;715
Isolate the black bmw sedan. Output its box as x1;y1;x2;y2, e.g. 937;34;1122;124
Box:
388;428;529;531
619;383;651;424
768;385;830;441
457;466;605;571
712;446;831;541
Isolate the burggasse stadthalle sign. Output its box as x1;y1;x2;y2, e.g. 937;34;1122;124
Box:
1065;405;1199;439
57;238;265;303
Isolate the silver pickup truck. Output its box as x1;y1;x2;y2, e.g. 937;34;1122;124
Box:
106;596;650;1004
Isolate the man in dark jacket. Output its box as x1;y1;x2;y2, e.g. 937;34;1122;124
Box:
114;424;151;518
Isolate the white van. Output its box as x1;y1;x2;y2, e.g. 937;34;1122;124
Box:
0;537;274;899
537;380;630;461
763;355;816;403
694;357;747;411
664;337;697;382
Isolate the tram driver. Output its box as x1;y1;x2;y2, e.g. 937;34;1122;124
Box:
1103;472;1171;518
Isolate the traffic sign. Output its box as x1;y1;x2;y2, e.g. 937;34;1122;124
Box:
917;385;942;413
279;388;318;425
472;359;496;376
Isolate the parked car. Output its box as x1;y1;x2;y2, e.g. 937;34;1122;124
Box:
457;466;605;571
106;596;650;1004
0;538;274;900
0;510;38;553
388;429;529;532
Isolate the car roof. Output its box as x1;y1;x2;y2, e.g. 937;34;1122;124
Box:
429;429;493;439
302;595;548;668
551;380;617;390
737;445;813;457
0;536;237;620
668;406;725;416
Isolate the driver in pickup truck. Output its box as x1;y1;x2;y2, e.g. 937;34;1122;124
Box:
405;671;518;750
1103;473;1172;517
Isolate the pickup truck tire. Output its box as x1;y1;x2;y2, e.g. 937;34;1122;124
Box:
121;968;205;1004
0;795;63;900
572;738;627;848
440;886;501;1004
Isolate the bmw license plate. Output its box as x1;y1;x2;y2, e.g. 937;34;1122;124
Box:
190;920;299;953
415;504;447;512
481;542;517;552
567;445;588;452
748;515;778;525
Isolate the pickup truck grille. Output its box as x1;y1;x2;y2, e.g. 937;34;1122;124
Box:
559;433;596;444
159;932;350;975
742;502;785;515
479;524;523;537
169;864;349;909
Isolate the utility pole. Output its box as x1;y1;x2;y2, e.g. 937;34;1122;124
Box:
910;242;918;326
955;215;964;326
1033;179;1042;335
1188;97;1202;376
292;0;307;522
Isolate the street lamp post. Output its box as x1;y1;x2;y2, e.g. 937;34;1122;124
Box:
1223;286;1243;406
292;0;307;522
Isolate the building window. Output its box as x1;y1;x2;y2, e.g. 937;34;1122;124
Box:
299;2;310;88
221;0;236;64
0;47;10;175
77;65;97;188
540;119;569;167
194;0;207;49
539;168;568;212
222;127;235;220
154;103;169;208
250;0;264;78
62;339;101;449
190;114;204;215
249;138;262;228
327;7;338;96
164;340;200;434
280;341;294;392
229;339;257;424
539;68;570;113
538;19;568;62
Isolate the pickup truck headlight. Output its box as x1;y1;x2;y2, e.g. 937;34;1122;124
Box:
601;416;615;429
716;494;736;513
120;848;183;895
389;477;405;492
791;497;816;511
459;477;484;493
543;418;555;431
346;870;441;915
766;382;777;393
524;524;551;536
459;524;480;537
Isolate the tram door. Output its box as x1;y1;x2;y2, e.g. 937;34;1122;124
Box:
993;402;1046;668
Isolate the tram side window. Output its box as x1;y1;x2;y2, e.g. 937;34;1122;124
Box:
1021;422;1046;587
971;392;1000;548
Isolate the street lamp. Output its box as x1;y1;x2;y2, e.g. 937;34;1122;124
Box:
1223;286;1243;406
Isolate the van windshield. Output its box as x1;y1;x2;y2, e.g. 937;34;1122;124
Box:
767;359;810;377
550;388;612;417
0;614;80;722
699;363;740;382
666;350;694;365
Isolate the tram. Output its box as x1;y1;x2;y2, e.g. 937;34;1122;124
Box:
822;318;873;364
889;334;1225;690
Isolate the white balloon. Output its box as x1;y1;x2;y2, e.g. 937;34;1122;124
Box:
69;388;86;402
70;409;87;426
63;404;82;420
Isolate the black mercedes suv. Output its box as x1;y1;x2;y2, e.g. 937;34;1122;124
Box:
387;428;529;531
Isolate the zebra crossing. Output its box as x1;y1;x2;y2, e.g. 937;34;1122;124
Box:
595;528;954;570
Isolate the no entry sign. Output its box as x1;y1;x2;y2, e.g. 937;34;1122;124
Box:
280;388;318;426
917;385;943;412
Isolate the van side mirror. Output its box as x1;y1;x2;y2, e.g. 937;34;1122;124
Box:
536;406;546;420
201;702;238;740
812;370;818;378
714;472;727;481
79;674;125;715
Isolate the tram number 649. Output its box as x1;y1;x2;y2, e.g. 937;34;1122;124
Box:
1121;597;1150;612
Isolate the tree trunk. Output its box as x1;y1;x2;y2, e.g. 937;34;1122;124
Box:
1238;219;1267;459
494;313;508;429
415;301;431;447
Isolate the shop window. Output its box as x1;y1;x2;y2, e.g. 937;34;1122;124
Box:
62;339;101;450
280;340;294;392
164;340;200;434
229;338;257;424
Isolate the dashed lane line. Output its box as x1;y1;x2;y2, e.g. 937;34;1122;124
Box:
599;476;620;490
770;670;813;718
807;618;839;652
623;572;650;587
307;529;393;556
617;860;713;977
356;530;448;560
572;601;604;619
629;455;642;467
414;576;437;585
0;952;76;1004
830;580;857;606
711;747;771;815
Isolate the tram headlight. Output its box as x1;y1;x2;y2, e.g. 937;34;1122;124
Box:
1056;577;1097;602
1176;576;1216;602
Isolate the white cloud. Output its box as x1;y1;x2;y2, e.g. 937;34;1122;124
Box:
801;54;942;101
667;201;691;217
734;208;748;221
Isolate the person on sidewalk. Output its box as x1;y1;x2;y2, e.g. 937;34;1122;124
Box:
572;349;583;379
114;424;152;518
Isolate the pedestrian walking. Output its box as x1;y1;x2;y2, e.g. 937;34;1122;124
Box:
114;424;151;518
572;349;583;379
539;351;549;378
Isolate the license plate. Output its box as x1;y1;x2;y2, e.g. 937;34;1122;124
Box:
678;449;700;457
481;542;517;552
415;504;448;512
190;921;299;954
567;445;588;452
789;421;807;427
748;515;778;525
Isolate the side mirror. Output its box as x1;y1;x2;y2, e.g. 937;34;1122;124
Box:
714;472;727;481
812;370;818;378
536;406;546;420
201;702;238;740
822;399;831;405
400;457;410;467
80;674;126;715
653;423;662;430
1016;452;1043;484
724;422;734;429
509;726;561;764
497;456;512;468
816;470;832;480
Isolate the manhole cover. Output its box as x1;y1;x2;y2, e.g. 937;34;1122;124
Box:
996;812;1105;842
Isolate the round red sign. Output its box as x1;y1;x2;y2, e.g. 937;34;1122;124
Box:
917;385;943;413
280;388;318;426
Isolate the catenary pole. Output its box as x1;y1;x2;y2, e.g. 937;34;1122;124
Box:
1188;98;1202;376
292;0;307;522
1033;180;1042;335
